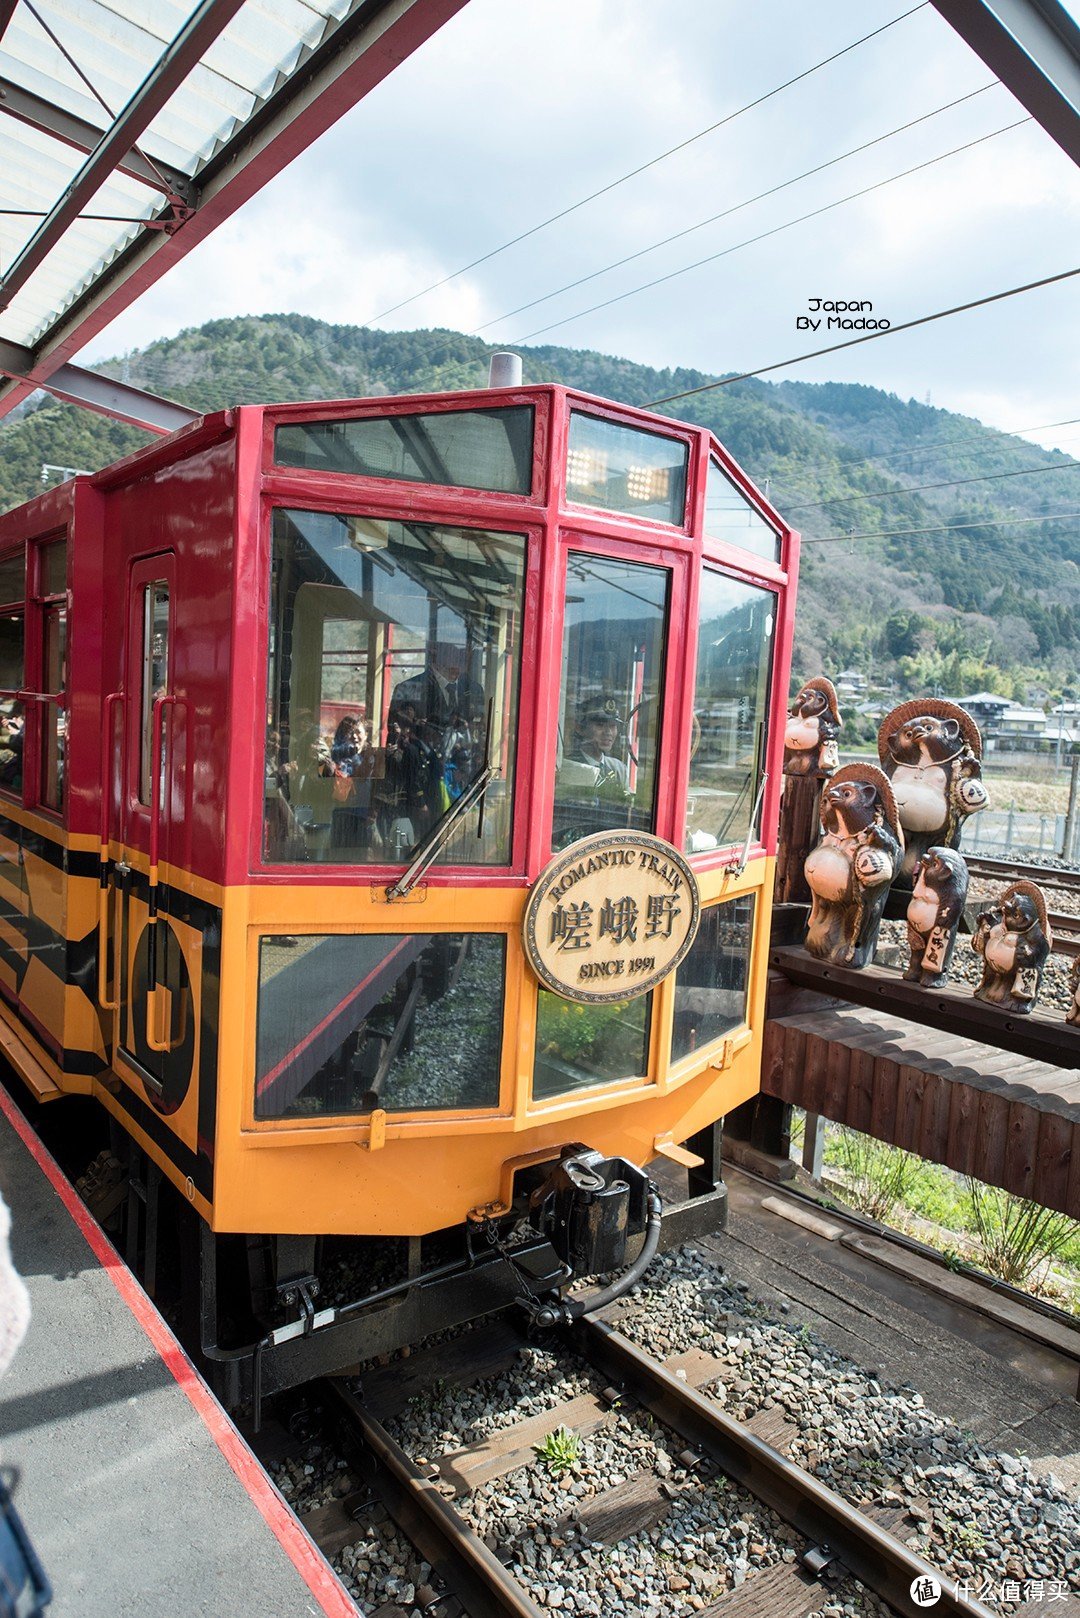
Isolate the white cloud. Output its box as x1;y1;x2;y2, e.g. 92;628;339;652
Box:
85;0;1080;442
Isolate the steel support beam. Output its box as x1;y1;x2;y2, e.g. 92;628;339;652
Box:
0;336;197;433
0;75;196;200
931;0;1080;166
0;0;246;311
0;0;468;425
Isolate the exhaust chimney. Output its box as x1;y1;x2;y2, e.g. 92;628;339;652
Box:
488;351;523;388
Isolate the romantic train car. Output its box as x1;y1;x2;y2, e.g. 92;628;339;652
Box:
0;378;797;1404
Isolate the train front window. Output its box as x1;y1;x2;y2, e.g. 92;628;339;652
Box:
274;406;534;495
671;895;754;1063
533;988;652;1101
551;553;668;850
266;509;526;868
255;933;505;1119
686;572;773;855
705;457;781;563
566;414;687;526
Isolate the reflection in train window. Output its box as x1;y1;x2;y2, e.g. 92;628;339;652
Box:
533;987;652;1101
704;458;780;563
0;612;23;796
566;413;687;526
274;406;534;494
551;553;668;849
139;582;170;807
265;509;526;867
685;571;773;855
671;895;754;1063
255;933;505;1119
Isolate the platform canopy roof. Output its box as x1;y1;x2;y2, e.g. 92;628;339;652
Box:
0;0;465;432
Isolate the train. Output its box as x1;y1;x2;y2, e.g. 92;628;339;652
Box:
0;376;797;1409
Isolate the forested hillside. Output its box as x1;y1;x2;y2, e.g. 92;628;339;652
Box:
1;313;1076;713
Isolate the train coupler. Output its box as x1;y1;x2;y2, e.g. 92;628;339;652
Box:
527;1146;651;1278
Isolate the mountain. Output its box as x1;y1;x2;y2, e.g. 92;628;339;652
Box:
2;314;1077;721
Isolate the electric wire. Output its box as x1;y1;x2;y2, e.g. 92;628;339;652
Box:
645;266;1080;408
509;118;1029;344
820;414;1080;467
470;83;998;335
783;457;1080;514
802;510;1080;544
362;3;930;328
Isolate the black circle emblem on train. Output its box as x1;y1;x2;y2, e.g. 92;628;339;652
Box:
129;920;196;1115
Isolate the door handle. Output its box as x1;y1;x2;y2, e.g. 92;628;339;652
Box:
146;692;182;1051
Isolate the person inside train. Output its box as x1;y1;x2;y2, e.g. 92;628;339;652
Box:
558;696;632;798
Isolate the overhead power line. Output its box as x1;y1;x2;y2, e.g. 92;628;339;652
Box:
802;510;1080;544
823;413;1080;468
472;84;998;335
509;119;1029;343
362;3;930;328
645;265;1080;408
784;457;1080;514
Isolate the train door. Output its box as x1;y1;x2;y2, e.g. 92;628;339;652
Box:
108;554;195;1113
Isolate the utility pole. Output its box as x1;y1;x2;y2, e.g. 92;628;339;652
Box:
1064;751;1080;862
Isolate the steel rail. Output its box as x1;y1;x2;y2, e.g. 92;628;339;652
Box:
966;854;1080;889
325;1377;546;1618
573;1317;995;1618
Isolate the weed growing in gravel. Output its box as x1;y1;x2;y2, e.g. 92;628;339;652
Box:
533;1425;581;1477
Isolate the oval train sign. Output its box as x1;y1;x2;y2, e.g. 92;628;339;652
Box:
523;831;701;1004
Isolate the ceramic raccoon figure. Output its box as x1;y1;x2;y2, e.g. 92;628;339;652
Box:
783;677;841;780
972;881;1052;1014
804;763;903;968
1067;956;1080;1028
878;700;988;887
905;846;969;988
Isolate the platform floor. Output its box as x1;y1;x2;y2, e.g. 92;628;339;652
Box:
0;1086;354;1618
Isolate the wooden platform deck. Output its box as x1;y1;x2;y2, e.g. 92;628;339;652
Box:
762;997;1080;1218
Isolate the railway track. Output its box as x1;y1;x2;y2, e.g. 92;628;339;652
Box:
966;854;1080;896
282;1317;993;1618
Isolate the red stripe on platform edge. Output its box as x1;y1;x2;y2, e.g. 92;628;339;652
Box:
0;1085;357;1618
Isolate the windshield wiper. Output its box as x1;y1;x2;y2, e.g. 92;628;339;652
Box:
385;700;497;901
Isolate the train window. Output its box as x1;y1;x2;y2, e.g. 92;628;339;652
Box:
685;571;773;855
40;606;66;812
274;406;534;495
38;541;66;597
533;987;652;1101
36;540;66;814
670;894;755;1063
0;614;24;796
139;583;170;806
266;508;526;869
0;554;24;606
255;932;506;1119
565;414;687;526
551;553;668;849
704;458;780;563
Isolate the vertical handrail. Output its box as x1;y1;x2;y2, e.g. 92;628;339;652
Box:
146;692;180;1053
97;692;124;1012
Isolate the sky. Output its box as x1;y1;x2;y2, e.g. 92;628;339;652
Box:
85;0;1080;452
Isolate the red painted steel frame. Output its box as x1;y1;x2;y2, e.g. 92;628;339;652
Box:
231;383;797;891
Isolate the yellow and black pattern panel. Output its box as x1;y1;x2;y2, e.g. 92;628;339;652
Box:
108;864;222;1212
0;805;104;1077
